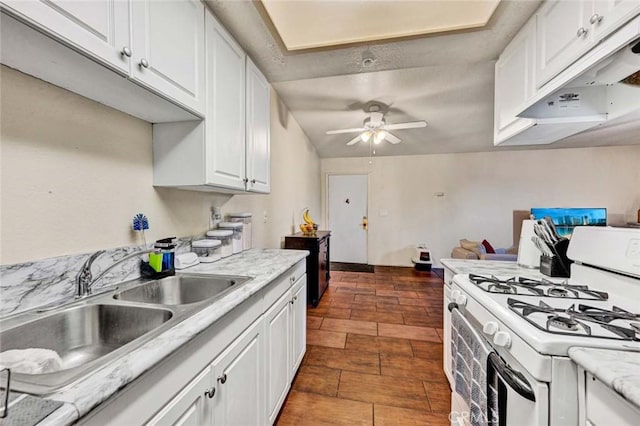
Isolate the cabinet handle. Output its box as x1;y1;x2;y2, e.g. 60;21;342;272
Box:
217;373;227;384
204;387;216;398
121;47;132;57
243;178;249;184
576;27;588;38
290;276;295;284
589;14;603;25
251;179;256;184
139;58;149;68
293;296;297;301
290;299;294;305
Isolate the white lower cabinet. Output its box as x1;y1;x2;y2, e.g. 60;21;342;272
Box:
212;319;265;426
146;318;264;426
265;274;307;424
125;263;307;426
265;292;292;424
290;277;307;376
147;367;213;426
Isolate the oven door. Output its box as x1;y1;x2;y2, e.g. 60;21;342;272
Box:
449;304;549;426
487;351;548;426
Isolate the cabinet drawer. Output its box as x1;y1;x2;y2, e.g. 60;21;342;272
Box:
262;260;305;310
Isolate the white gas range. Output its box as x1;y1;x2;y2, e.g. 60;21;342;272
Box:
447;227;640;426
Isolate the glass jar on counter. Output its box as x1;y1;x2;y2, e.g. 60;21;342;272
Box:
205;229;234;258
191;239;222;263
229;213;252;251
218;222;243;254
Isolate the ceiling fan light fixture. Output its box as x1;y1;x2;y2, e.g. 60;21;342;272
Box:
360;130;372;142
373;130;386;144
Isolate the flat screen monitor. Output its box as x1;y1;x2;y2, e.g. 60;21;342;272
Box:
530;207;607;237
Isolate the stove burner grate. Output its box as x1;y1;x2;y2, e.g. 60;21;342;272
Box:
507;298;639;341
467;274;608;300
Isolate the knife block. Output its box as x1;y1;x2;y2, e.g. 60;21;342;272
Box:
539;239;571;278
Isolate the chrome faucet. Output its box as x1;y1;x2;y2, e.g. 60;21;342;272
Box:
75;248;156;298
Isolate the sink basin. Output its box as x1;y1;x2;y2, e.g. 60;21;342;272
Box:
0;304;173;373
113;274;251;305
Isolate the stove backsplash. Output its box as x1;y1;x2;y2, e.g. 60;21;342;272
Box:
0;238;194;318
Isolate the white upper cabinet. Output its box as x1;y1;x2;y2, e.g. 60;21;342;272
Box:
2;0;131;74
205;9;247;190
131;0;205;115
536;0;640;88
536;0;595;88
246;58;271;194
494;16;537;144
592;0;640;39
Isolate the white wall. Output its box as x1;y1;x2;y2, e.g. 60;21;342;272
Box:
0;66;320;264
321;146;640;267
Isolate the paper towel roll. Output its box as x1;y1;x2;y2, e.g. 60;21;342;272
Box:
517;220;541;268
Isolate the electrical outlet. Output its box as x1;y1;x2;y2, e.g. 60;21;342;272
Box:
626;239;640;261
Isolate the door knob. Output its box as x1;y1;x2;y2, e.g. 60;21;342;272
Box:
576;27;588;38
121;47;132;57
362;216;368;230
139;58;149;68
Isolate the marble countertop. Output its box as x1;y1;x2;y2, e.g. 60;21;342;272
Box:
440;258;550;280
27;249;308;425
569;347;640;409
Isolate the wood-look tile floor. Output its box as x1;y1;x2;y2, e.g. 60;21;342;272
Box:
276;267;451;426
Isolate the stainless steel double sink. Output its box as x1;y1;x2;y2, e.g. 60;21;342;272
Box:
0;273;252;395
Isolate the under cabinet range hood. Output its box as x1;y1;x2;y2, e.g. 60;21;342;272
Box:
502;15;640;146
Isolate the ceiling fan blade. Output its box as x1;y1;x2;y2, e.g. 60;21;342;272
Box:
384;132;401;144
346;135;361;146
326;127;366;135
382;121;427;130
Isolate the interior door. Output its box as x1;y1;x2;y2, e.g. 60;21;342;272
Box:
328;174;368;264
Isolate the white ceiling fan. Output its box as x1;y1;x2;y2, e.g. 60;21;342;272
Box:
325;104;427;146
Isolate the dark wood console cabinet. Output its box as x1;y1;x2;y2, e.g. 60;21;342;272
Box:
284;231;330;307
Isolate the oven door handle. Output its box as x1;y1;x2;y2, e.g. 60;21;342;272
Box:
488;352;536;402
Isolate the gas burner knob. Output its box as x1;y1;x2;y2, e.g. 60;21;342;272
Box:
493;331;512;348
455;294;467;306
482;321;499;336
451;290;461;300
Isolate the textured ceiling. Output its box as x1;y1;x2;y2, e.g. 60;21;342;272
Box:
206;0;640;157
259;0;501;51
205;0;541;83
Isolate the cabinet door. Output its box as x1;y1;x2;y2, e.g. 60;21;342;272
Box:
264;292;291;424
212;319;264;426
536;0;594;88
494;16;537;144
130;0;205;115
592;0;640;39
146;367;213;426
204;10;247;190
2;0;131;74
245;57;271;194
290;275;307;377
